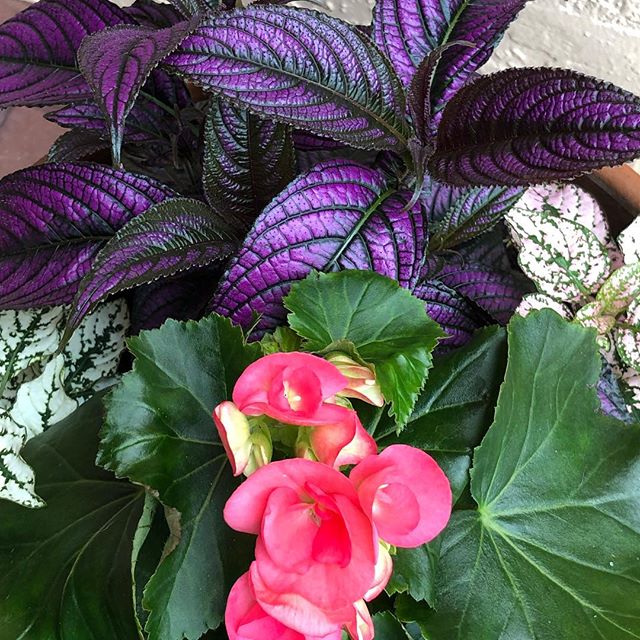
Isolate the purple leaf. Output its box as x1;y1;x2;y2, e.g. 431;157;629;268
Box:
48;130;109;163
432;261;527;324
165;6;409;151
211;159;426;333
457;227;513;272
430;68;640;186
78;20;198;165
130;267;220;333
372;0;528;92
0;163;173;309
0;0;131;107
67;198;235;332
413;280;483;349
203;99;295;231
421;176;523;249
125;0;185;27
169;0;222;16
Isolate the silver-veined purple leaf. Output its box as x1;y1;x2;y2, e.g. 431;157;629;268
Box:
203;99;295;231
125;0;185;27
47;130;109;163
130;268;219;333
430;68;640;186
169;0;222;17
422;177;523;249
165;6;410;151
413;280;484;349
67;198;235;333
78;19;198;165
211;159;427;334
0;0;131;107
433;261;527;324
0;164;174;309
372;0;528;94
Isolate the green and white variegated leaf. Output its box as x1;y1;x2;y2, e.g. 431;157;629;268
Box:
616;298;640;371
515;293;572;319
0;299;129;508
0;415;43;508
0;306;66;387
622;368;640;411
596;263;640;316
574;302;616;349
506;204;611;304
64;299;129;400
618;217;640;265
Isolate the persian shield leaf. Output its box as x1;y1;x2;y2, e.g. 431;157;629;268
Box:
169;0;221;16
165;6;409;151
203;99;295;230
100;316;261;640
67;198;236;334
0;163;173;309
422;310;640;640
0;398;144;639
430;68;640;186
126;0;185;27
48;129;109;163
285;271;444;425
0;0;130;107
78;19;198;165
423;178;523;250
372;0;528;94
211;160;426;334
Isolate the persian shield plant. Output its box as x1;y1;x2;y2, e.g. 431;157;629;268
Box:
0;0;639;638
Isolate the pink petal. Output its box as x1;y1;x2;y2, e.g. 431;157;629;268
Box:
261;487;317;572
364;543;393;601
250;562;350;636
346;600;374;640
334;417;377;467
213;401;252;476
224;458;359;534
234;353;348;412
226;572;305;640
350;445;452;547
310;415;357;468
254;495;376;610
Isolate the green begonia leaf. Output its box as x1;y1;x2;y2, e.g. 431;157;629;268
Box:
0;397;144;639
373;612;414;639
99;315;261;640
285;271;444;427
421;310;640;640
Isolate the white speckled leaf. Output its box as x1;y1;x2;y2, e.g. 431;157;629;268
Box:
616;299;640;371
64;299;129;400
0;307;66;384
622;368;640;412
515;293;572;319
574;302;616;349
618;217;640;265
506;207;611;303
0;299;129;508
597;263;640;316
0;415;43;508
10;356;79;439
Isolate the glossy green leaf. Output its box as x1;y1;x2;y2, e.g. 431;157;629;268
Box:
100;315;261;640
422;310;640;640
0;397;144;639
285;271;444;426
386;541;441;607
373;612;414;639
378;326;507;501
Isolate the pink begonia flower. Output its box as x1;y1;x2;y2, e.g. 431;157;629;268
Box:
213;401;272;477
226;571;343;640
346;600;375;640
364;542;393;602
350;445;452;548
232;352;375;467
224;459;378;631
325;353;385;407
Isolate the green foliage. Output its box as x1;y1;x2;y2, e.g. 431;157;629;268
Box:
420;310;640;639
0;396;144;639
285;271;444;427
99;315;261;640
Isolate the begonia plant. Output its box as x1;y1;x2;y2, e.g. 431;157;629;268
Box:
0;0;639;639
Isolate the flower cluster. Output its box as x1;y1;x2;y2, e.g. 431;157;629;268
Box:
213;353;452;639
